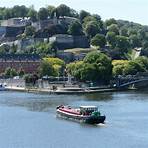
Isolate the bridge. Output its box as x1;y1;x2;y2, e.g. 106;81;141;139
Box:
112;73;148;89
119;78;148;88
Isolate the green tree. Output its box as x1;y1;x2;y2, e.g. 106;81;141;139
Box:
34;42;54;56
91;34;106;48
3;8;12;19
123;61;145;75
67;51;112;82
79;10;90;22
4;67;11;77
68;21;83;35
107;24;119;35
129;35;141;48
112;60;128;76
66;61;83;78
79;63;97;81
38;61;55;77
84;21;100;38
134;56;148;71
27;7;37;22
43;57;65;76
12;5;29;18
24;74;38;86
116;35;130;53
143;41;148;49
56;4;71;17
18;69;25;77
46;5;55;18
120;27;128;37
106;31;116;48
105;18;117;27
4;67;17;78
83;16;98;28
38;7;49;20
24;26;36;37
128;29;137;36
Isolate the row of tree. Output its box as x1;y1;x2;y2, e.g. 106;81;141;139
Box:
65;52;148;83
2;67;24;78
112;56;148;76
0;4;78;21
2;52;148;85
0;40;58;56
38;52;148;84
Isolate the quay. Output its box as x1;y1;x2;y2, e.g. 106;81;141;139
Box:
2;74;148;95
5;86;117;94
1;78;117;94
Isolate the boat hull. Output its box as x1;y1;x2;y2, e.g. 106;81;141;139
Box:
56;109;105;124
85;115;106;124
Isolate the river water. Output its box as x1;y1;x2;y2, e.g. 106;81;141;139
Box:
0;91;148;148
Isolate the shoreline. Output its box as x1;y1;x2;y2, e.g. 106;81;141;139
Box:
5;86;135;95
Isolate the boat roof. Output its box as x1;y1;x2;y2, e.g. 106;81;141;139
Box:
80;106;98;108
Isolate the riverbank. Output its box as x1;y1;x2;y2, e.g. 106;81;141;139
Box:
5;86;118;94
5;86;52;94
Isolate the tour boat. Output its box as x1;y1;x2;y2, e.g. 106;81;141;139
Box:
56;105;106;124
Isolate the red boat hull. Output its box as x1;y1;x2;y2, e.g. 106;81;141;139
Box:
56;106;106;124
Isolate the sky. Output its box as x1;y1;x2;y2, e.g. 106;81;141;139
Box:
0;0;148;25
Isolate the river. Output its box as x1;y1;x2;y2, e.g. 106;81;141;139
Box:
0;91;148;148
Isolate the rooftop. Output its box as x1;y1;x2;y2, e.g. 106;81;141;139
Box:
80;106;98;109
0;54;41;61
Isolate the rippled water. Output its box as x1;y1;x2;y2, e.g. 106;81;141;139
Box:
0;91;148;148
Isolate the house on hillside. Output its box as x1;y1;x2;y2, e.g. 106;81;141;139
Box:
0;54;41;74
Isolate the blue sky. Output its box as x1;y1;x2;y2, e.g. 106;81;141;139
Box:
0;0;148;25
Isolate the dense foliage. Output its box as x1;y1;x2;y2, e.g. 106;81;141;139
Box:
39;57;65;77
112;56;148;76
67;51;112;83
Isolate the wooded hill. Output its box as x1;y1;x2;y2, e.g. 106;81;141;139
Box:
0;4;148;59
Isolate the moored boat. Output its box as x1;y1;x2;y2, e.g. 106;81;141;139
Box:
56;105;106;124
0;84;6;91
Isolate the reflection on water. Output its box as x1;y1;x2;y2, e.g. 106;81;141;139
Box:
0;91;148;148
84;92;113;101
0;91;148;112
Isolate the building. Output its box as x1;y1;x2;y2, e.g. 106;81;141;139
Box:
0;26;25;37
1;18;30;27
49;34;90;49
0;54;41;74
32;14;79;31
0;18;29;42
0;26;25;42
58;16;78;24
49;34;74;49
32;19;58;31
